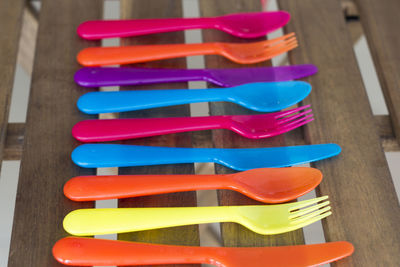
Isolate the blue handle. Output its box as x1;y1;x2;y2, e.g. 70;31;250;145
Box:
77;88;225;114
72;144;341;171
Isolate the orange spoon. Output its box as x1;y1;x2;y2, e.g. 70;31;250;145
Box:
53;237;354;267
64;167;322;203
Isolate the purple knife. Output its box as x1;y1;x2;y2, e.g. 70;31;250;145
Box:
74;64;317;88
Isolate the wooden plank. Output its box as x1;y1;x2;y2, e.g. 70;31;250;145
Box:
117;0;200;253
354;0;400;145
199;0;305;247
278;0;400;265
8;1;102;266
0;0;24;172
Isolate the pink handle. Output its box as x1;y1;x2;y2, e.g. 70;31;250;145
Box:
72;116;228;142
77;17;215;39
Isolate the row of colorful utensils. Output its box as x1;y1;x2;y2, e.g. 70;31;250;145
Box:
53;11;354;266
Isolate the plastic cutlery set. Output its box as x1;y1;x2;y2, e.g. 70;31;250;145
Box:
53;10;354;266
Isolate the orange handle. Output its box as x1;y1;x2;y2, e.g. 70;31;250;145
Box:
77;43;219;66
53;237;354;267
64;174;230;201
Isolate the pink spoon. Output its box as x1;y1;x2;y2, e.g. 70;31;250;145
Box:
77;11;290;40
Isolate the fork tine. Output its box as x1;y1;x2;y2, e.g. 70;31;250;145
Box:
259;37;297;54
261;32;295;45
279;116;314;131
267;38;298;50
243;40;298;64
274;105;311;118
264;36;297;48
290;211;332;229
289;201;330;219
279;114;314;129
253;38;298;59
290;206;332;224
271;118;314;136
273;118;314;137
262;41;298;60
288;196;329;212
283;114;314;127
277;109;312;125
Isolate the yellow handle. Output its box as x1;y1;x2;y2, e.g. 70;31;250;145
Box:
63;206;236;236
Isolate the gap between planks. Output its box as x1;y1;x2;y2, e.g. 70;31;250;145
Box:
4;115;399;161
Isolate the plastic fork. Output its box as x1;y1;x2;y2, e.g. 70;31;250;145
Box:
64;167;322;203
77;11;290;40
72;105;313;142
71;143;341;170
63;196;331;236
74;64;318;88
77;81;311;114
77;33;297;66
53;237;354;267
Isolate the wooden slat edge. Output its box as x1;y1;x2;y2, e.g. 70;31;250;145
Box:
8;1;103;266
279;0;400;265
354;0;400;146
0;0;25;171
375;115;400;151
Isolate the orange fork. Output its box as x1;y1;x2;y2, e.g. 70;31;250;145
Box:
77;33;297;66
53;237;354;267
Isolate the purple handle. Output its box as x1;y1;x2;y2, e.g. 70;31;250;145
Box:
74;67;207;87
77;17;215;40
74;65;318;88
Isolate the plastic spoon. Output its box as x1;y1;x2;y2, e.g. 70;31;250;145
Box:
64;167;322;203
77;81;311;114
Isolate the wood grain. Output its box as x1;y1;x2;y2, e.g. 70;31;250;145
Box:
0;0;24;173
117;1;200;262
279;0;400;265
7;1;102;266
199;0;305;247
354;0;400;145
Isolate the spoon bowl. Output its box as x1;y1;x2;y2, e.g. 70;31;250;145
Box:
228;167;322;203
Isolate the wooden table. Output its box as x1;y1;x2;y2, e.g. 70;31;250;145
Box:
2;0;400;266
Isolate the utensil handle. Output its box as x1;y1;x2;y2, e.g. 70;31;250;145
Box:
74;67;209;87
77;43;219;66
53;237;223;266
53;237;355;267
77;17;216;39
63;206;235;236
64;174;231;201
77;88;226;114
72;116;229;142
71;144;219;168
